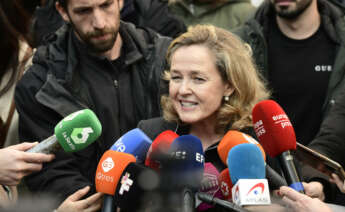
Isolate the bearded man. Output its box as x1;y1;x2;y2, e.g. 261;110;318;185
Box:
234;0;345;205
14;0;171;208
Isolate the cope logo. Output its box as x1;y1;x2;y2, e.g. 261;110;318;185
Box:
102;157;114;173
71;127;94;144
246;183;265;196
119;172;133;195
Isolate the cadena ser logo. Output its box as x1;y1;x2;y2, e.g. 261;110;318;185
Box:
71;127;94;144
246;182;265;195
102;157;115;173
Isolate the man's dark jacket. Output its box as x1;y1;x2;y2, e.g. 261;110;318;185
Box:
15;21;171;203
233;0;345;120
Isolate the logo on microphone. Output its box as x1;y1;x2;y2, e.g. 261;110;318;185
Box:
220;181;229;196
113;139;126;152
102;157;114;172
119;172;133;195
71;127;94;144
247;183;265;195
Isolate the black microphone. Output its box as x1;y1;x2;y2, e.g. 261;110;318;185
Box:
197;192;250;212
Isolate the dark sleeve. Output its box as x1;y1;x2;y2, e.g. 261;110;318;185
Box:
132;0;186;38
309;86;345;168
15;67;93;204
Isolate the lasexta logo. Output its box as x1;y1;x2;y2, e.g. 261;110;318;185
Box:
71;127;94;144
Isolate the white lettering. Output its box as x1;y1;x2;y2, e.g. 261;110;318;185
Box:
196;152;204;163
96;172;114;182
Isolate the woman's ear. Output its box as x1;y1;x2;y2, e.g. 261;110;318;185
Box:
224;84;235;97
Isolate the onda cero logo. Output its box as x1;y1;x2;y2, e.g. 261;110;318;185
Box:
102;157;115;172
247;182;265;195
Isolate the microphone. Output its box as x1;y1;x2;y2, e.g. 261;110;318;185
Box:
197;162;224;211
160;135;205;212
217;130;287;189
110;128;152;163
197;192;250;212
228;143;271;206
252;100;304;192
145;130;178;171
95;150;136;212
218;168;233;201
27;109;102;154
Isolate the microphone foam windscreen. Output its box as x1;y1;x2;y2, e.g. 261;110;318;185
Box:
218;168;233;201
197;163;224;211
145;130;178;170
227;143;266;184
252;100;296;157
95;151;136;195
55;109;102;152
217;130;266;165
114;163;160;211
110;128;152;162
164;135;205;189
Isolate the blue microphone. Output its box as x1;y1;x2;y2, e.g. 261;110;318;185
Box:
110;128;152;163
228;143;270;206
228;143;266;184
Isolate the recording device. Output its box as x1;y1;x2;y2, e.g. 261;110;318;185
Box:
95;150;136;212
27;109;102;154
160;135;205;212
145;130;178;170
229;143;271;206
252;100;304;193
217;130;287;189
110;128;152;163
296;142;345;180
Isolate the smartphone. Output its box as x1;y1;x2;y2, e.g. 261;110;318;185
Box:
295;142;345;181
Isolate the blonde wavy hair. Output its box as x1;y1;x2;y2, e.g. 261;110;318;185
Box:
161;25;270;134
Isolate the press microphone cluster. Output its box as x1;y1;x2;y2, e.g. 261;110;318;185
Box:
27;109;102;154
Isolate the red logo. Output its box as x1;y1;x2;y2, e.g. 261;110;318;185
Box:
247;183;264;195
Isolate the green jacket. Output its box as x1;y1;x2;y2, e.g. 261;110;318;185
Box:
233;0;345;119
168;0;256;31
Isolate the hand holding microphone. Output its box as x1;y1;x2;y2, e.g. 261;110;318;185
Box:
27;109;102;154
252;100;304;193
0;142;54;185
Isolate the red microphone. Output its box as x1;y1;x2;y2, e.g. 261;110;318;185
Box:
145;130;178;171
218;168;233;201
252;100;304;193
95;150;136;212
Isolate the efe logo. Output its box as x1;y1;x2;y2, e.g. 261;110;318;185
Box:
102;157;114;172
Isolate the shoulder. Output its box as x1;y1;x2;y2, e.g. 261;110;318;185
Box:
138;117;177;140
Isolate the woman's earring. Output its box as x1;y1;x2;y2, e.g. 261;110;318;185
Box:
224;96;230;102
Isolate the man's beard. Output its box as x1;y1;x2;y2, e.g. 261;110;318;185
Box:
274;0;313;19
70;19;119;53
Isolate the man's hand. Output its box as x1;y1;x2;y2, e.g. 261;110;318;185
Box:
56;186;103;212
303;181;325;201
279;186;332;212
0;142;55;185
330;173;345;193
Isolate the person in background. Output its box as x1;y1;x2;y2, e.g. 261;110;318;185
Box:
15;0;172;210
167;0;256;32
0;1;101;211
233;0;345;204
32;0;185;47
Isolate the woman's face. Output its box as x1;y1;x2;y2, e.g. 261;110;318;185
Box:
169;44;232;127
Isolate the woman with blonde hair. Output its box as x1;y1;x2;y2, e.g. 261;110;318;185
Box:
139;24;269;152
